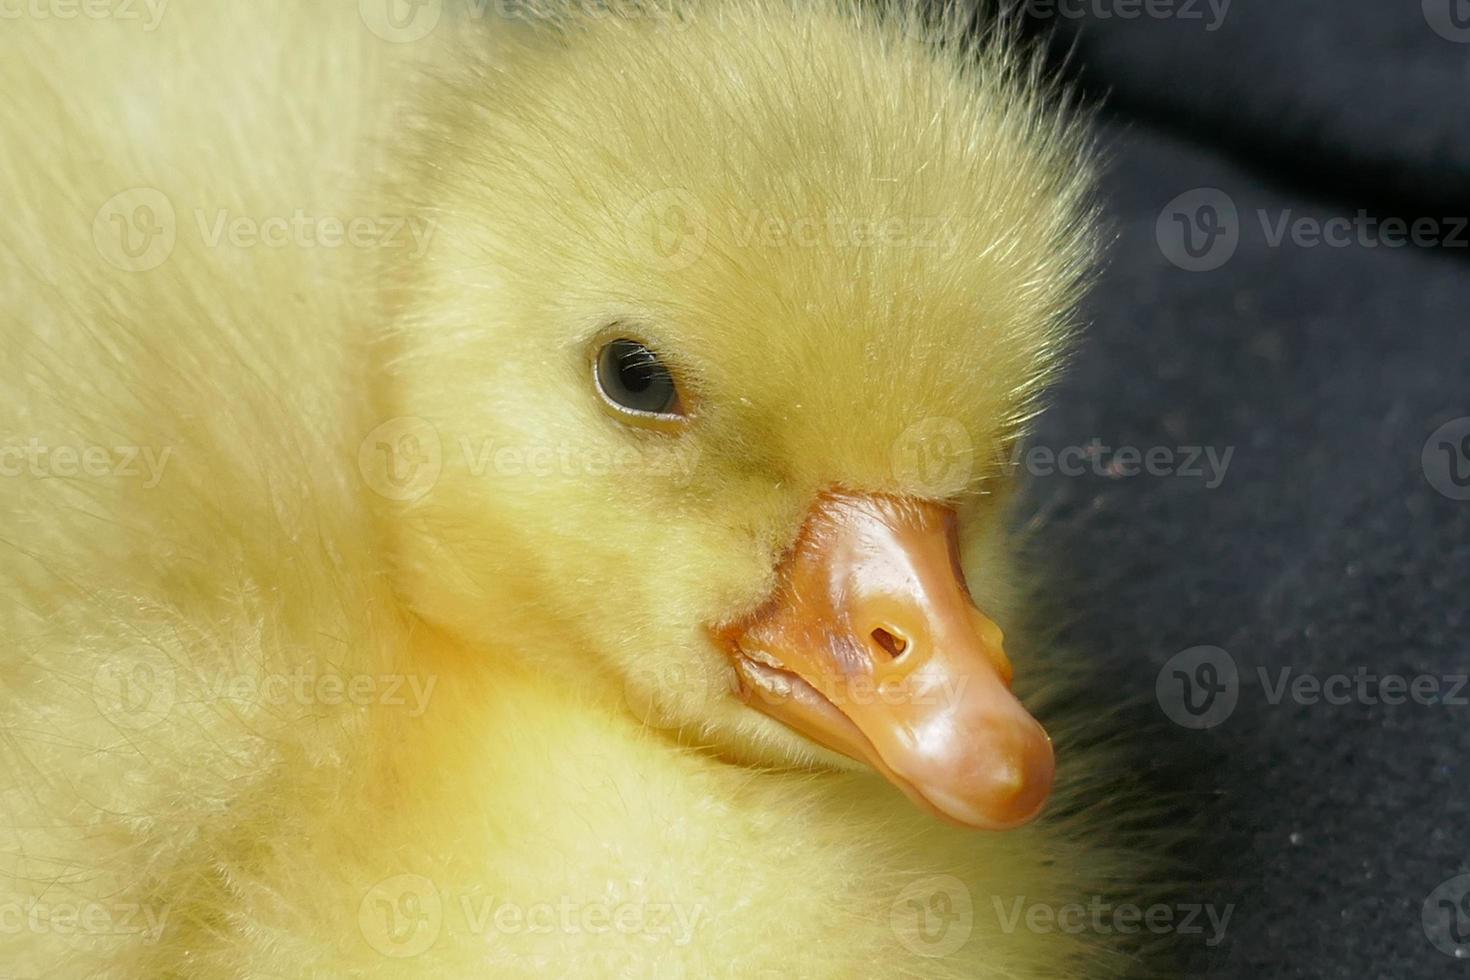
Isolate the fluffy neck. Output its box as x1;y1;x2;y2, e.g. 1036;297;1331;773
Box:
138;627;1139;979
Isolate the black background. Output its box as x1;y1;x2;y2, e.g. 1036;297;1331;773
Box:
1007;1;1470;976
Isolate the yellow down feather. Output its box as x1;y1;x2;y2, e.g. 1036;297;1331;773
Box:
0;1;1164;976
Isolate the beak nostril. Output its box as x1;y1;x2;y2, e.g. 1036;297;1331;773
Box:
870;627;908;660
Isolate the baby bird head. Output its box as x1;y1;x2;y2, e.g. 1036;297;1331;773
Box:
372;1;1098;829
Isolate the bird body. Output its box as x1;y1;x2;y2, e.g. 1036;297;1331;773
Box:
0;2;1156;976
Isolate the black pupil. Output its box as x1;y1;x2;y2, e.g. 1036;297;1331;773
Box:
599;339;677;415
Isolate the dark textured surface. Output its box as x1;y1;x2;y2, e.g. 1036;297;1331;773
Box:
1022;0;1470;212
1012;3;1470;977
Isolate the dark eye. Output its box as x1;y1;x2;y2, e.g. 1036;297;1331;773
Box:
594;338;685;418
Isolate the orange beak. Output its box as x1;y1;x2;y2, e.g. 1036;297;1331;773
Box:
714;491;1054;830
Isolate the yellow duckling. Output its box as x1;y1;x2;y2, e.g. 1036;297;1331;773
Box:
1;1;1160;976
